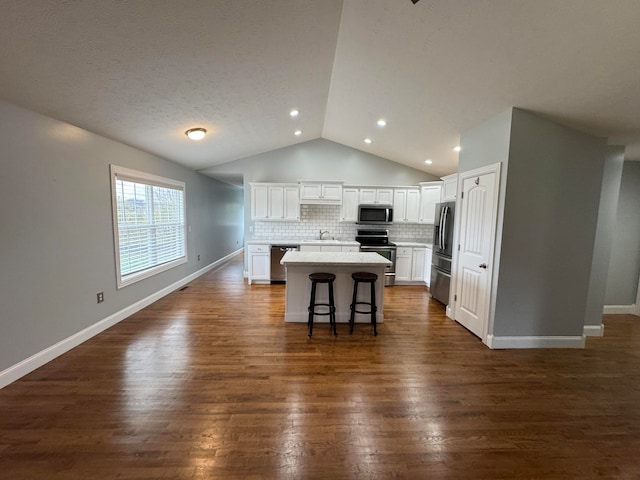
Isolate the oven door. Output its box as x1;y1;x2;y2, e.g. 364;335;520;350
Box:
359;246;396;286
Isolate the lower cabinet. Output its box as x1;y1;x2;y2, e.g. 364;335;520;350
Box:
248;244;270;284
395;247;413;282
299;244;359;253
425;247;432;287
248;243;432;286
411;248;426;282
396;246;431;285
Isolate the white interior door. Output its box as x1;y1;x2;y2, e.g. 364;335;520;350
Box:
455;171;498;338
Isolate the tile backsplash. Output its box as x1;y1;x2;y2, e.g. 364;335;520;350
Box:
252;204;433;243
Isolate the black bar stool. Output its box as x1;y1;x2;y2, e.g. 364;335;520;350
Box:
307;272;337;338
349;272;378;335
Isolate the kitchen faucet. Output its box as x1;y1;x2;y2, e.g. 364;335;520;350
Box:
319;230;330;240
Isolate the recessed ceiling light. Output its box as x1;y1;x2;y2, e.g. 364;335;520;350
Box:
425;159;433;165
185;128;206;140
294;130;302;136
453;145;461;152
290;109;299;117
364;138;372;144
377;119;387;127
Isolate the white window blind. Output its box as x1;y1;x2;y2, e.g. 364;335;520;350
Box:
111;166;187;288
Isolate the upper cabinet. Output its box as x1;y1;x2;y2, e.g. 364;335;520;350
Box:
393;188;420;223
299;181;343;204
359;187;394;205
441;173;458;202
251;183;300;221
418;182;442;224
341;187;359;222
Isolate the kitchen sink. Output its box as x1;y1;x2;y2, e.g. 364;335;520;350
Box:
301;239;341;243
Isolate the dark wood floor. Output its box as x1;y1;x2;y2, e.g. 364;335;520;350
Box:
1;253;640;479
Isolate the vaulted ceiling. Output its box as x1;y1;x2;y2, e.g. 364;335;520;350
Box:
1;0;639;179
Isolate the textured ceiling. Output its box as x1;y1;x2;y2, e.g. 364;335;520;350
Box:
1;0;639;180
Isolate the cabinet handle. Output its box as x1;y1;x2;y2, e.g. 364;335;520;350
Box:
479;263;487;269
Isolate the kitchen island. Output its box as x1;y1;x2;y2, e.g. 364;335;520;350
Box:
280;251;391;324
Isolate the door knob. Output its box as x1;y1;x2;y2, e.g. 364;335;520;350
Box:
479;263;487;269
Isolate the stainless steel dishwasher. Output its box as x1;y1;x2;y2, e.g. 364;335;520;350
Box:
270;245;299;283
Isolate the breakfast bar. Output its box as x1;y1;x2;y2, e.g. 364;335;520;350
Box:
280;251;391;324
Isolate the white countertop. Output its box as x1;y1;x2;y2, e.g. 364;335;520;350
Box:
394;241;433;248
247;238;360;246
248;238;429;248
280;251;391;266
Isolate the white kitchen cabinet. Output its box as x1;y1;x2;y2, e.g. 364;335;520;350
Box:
299;181;343;204
299;244;356;253
268;187;284;219
283;186;300;220
396;245;431;285
248;244;270;284
393;188;420;223
418;182;442;224
251;184;269;220
425;247;432;287
441;174;458;202
250;183;300;221
395;247;413;282
341;187;359;222
411;247;427;282
299;245;321;252
359;187;393;205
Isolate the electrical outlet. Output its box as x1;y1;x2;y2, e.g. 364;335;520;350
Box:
97;292;104;303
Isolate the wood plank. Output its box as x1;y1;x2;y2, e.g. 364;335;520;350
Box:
1;253;639;478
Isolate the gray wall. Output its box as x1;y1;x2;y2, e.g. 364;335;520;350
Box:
204;138;439;255
0;100;244;372
204;137;439;186
605;161;640;305
459;108;610;339
457;108;513;337
585;147;625;327
493;108;607;336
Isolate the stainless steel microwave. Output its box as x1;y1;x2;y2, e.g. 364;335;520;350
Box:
357;204;394;225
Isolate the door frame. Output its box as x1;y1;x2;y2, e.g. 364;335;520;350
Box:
449;162;502;344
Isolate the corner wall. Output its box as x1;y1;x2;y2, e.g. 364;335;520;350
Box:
493;108;607;337
0;100;244;377
584;146;625;333
457;108;513;337
605;161;640;308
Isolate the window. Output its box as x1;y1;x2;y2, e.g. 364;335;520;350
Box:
110;165;187;288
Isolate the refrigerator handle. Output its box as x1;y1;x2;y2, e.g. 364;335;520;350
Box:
438;206;445;249
441;206;448;250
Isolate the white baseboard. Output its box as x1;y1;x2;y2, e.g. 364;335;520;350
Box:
603;304;640;315
583;324;605;337
486;334;585;349
446;305;455;320
0;249;242;389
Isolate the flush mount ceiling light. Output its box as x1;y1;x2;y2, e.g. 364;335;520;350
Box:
377;119;387;127
294;130;302;136
453;145;461;152
364;138;373;144
290;109;299;117
425;159;433;165
185;128;207;140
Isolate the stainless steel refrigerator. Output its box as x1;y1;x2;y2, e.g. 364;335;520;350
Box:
430;201;455;305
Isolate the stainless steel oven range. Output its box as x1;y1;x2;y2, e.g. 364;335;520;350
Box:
356;229;397;286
